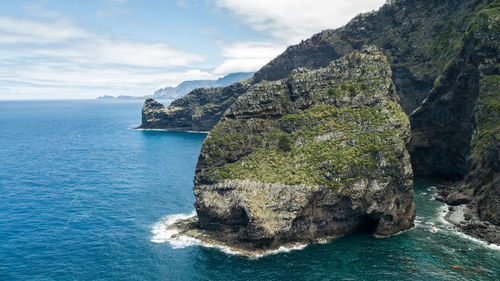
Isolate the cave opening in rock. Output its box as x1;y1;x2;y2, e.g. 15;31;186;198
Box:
354;215;380;234
230;206;250;227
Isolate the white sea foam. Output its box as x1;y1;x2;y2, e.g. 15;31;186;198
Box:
429;226;440;233
414;215;425;226
437;204;451;226
451;230;500;251
436;205;500;251
150;211;309;258
250;244;308;258
150;211;197;244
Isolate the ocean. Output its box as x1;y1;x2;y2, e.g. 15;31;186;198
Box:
0;100;498;280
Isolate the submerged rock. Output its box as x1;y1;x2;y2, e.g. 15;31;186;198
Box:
178;47;415;252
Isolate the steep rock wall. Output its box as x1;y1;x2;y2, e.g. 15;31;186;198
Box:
413;2;500;243
187;47;415;251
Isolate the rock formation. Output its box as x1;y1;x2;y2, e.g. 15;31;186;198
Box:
174;47;415;252
254;0;487;115
149;0;499;245
140;0;490;130
139;81;251;131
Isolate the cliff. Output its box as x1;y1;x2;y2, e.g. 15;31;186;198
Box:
139;81;251;131
253;0;490;115
173;47;415;253
410;2;500;243
148;0;499;245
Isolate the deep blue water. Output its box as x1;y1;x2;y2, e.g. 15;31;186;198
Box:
0;100;498;281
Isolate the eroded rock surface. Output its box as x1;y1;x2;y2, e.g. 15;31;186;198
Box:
180;47;415;252
148;0;500;246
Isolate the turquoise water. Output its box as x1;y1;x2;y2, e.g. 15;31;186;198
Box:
0;100;498;280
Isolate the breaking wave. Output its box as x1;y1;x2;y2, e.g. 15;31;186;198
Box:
150;211;307;258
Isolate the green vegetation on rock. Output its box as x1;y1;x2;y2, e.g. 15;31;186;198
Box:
209;104;405;189
472;75;500;159
199;47;410;190
193;47;415;248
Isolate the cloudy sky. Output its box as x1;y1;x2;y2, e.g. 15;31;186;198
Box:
0;0;386;100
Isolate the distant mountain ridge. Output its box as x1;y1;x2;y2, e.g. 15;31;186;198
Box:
97;72;253;100
153;72;254;99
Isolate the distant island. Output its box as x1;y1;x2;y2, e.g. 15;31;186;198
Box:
97;72;253;100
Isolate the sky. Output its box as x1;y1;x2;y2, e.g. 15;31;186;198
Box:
0;0;386;100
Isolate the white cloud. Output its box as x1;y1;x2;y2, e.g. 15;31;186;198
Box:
0;16;90;44
0;61;217;99
0;15;211;99
214;41;286;74
0;1;390;100
214;0;386;44
33;39;204;68
211;0;387;77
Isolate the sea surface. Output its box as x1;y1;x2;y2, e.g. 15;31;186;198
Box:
0;100;499;281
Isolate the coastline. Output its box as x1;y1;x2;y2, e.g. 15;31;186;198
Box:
153;209;500;258
150;188;500;258
433;182;500;247
441;204;500;250
151;213;418;258
132;127;209;134
151;212;311;258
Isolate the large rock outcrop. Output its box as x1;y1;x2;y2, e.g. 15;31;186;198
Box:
138;81;251;131
176;47;415;252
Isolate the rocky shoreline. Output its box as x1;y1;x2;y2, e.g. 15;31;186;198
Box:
168;213;416;256
133;127;208;134
170;216;315;256
438;185;500;245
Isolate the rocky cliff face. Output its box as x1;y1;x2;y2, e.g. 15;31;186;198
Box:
139;81;251;131
414;2;500;243
177;47;415;252
254;0;489;115
409;2;499;178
